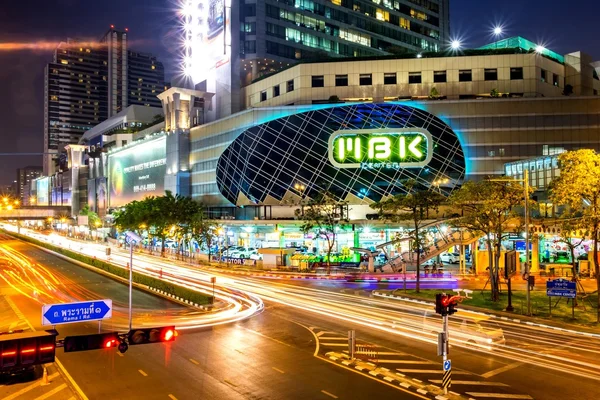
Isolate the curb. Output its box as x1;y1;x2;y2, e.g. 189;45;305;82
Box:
324;352;458;400
372;290;600;338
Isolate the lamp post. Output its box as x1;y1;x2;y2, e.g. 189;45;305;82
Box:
125;231;142;331
489;170;531;315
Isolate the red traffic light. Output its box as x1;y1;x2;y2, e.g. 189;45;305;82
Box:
0;331;56;373
127;326;177;345
64;332;120;353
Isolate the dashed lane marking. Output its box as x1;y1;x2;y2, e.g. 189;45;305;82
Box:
321;390;339;399
138;369;148;377
321;343;348;347
33;384;68;400
430;380;509;386
168;395;178;400
481;363;523;378
244;328;291;347
189;358;200;365
117;352;124;357
224;379;238;387
272;367;285;374
465;393;533;399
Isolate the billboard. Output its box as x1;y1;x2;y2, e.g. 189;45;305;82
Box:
36;177;49;206
183;0;231;85
108;137;167;208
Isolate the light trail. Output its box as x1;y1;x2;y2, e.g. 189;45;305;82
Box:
5;224;600;382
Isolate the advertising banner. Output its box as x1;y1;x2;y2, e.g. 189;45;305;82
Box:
108;137;167;208
36;177;49;206
187;0;230;85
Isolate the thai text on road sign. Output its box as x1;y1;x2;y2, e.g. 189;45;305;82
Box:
42;300;112;326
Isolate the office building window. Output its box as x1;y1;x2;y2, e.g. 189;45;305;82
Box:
359;74;372;86
433;70;447;83
335;75;348;86
273;85;280;97
408;72;422;84
287;79;294;92
244;41;256;54
484;69;498;81
312;75;324;87
260;91;267;102
510;67;523;80
553;73;559;87
459;70;472;82
541;69;547;83
384;73;397;85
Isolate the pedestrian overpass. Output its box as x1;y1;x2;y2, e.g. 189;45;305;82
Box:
0;206;72;220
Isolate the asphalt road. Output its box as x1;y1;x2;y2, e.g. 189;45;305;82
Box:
0;238;422;400
5;231;600;400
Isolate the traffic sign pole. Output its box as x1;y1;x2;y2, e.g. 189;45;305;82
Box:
442;314;450;394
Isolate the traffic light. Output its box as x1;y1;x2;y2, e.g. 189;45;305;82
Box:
448;300;458;315
63;332;120;353
435;293;448;316
127;326;177;345
1;331;57;373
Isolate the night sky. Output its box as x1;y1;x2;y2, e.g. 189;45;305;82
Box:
0;0;598;186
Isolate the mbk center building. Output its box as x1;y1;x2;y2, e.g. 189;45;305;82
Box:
71;37;600;251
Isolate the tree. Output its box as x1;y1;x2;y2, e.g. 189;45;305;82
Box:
563;84;574;96
189;208;220;263
328;95;341;103
371;180;445;292
296;190;348;273
490;88;500;98
553;218;586;282
450;179;529;301
429;87;440;99
549;149;600;322
79;205;101;233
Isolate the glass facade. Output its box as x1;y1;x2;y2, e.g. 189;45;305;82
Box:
215;103;465;205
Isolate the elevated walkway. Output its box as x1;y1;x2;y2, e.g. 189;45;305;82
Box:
0;206;72;220
376;221;480;272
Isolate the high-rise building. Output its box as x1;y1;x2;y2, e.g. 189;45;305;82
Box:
128;51;168;108
43;27;167;174
16;166;43;203
182;0;450;118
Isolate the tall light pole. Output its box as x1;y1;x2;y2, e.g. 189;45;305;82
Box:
489;171;531;315
126;231;142;331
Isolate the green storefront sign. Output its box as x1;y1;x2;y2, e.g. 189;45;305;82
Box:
328;128;433;169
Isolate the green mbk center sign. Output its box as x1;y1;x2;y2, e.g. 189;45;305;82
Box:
328;129;433;169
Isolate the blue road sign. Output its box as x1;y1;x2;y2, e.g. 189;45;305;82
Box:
443;360;451;371
546;279;576;299
42;300;112;326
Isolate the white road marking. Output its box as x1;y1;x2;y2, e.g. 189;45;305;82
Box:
465;393;533;399
33;384;68;400
272;367;285;374
377;360;434;364
189;358;200;365
138;369;148;377
321;390;338;398
321;343;348;347
481;363;523;378
2;373;60;400
168;395;178;400
430;380;508;386
397;369;471;374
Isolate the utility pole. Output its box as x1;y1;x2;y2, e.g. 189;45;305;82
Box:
524;169;531;316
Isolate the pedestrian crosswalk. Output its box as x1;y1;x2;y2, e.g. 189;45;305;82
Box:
312;327;534;400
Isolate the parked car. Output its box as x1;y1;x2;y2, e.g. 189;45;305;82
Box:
229;247;257;259
440;252;460;264
423;312;506;349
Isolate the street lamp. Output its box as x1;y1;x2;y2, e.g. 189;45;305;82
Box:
450;40;461;50
125;231;142;331
493;26;503;36
489;170;531;315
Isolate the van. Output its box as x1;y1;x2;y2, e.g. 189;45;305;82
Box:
423;311;506;349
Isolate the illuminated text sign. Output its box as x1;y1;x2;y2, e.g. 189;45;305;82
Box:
328;129;433;169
